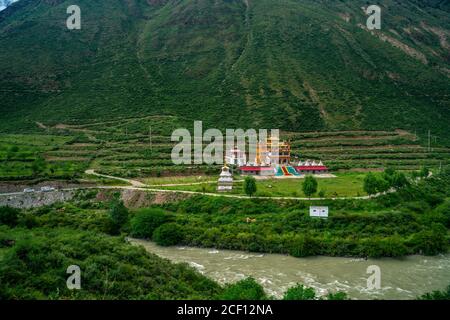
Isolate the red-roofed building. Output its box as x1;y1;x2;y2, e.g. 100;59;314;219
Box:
239;166;275;176
294;165;328;174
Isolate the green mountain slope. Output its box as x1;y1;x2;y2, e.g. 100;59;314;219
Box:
0;0;449;142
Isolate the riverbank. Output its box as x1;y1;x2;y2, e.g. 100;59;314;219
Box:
131;239;450;300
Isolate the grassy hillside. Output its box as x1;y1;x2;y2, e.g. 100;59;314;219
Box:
0;226;221;299
0;0;449;142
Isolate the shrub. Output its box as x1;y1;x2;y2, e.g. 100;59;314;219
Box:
152;223;183;246
302;176;318;198
410;224;448;255
364;173;390;194
326;292;348;300
243;176;257;197
419;285;450;300
392;172;409;189
130;208;171;239
219;278;267;300
420;167;430;178
283;284;316;300
0;207;20;227
108;201;129;235
364;173;378;195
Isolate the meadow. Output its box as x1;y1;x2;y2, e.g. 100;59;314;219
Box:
153;173;367;198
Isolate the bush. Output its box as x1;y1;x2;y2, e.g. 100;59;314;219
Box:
363;173;378;195
243;176;257;197
326;292;348;300
108;201;129;235
410;223;448;255
152;223;183;246
0;207;20;227
0;228;222;300
283;284;316;300
130;208;171;239
420;167;430;178
392;172;409;189
219;278;267;300
419;285;450;300
364;173;390;194
302;176;318;198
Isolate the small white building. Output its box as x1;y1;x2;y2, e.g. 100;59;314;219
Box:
309;206;329;218
218;165;233;192
225;148;247;167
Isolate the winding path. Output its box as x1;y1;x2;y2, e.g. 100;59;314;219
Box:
82;169;391;201
0;170;403;201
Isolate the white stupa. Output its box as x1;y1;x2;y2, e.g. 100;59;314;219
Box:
217;165;233;192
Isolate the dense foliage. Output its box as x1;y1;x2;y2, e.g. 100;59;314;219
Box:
219;278;268;300
107;200;129;235
0;206;19;227
0;227;221;300
152;223;183;247
0;170;448;299
158;170;450;257
419;285;450;300
283;284;316;300
130;208;172;239
364;168;410;195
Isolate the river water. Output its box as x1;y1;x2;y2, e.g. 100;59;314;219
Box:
131;239;450;300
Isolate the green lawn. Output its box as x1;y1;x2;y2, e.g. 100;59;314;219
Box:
255;173;366;197
154;173;367;198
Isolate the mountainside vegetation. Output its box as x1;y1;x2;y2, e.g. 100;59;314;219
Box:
0;0;449;144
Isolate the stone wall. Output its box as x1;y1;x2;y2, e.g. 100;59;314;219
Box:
0;190;75;209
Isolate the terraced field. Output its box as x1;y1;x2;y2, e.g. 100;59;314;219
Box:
1;118;448;181
292;130;450;171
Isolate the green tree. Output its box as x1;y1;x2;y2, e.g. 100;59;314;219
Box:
219;278;267;300
384;167;396;177
392;172;409;189
302;176;318;198
243;176;257;197
376;177;390;193
10;146;19;153
152;223;183;246
411;223;447;255
31;156;46;177
363;172;378;195
420;167;430;178
108;200;129;235
0;207;20;227
130;208;171;239
283;284;316;300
